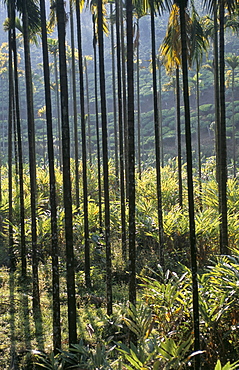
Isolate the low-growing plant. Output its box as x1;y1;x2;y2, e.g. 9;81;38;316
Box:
199;256;239;366
214;359;239;370
33;341;118;369
139;265;192;340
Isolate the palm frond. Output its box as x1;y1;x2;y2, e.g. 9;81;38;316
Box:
16;0;41;33
86;0;109;36
203;0;214;14
225;14;239;33
190;9;209;69
160;4;181;70
204;0;237;16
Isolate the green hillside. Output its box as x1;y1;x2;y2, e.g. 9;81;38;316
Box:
0;4;239;167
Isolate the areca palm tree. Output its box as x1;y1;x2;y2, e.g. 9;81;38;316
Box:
5;0;41;291
157;56;164;168
84;56;92;165
75;0;91;288
11;15;26;277
161;8;208;358
115;0;127;260
56;0;77;345
110;3;119;185
8;4;14;271
190;8;209;209
204;0;237;254
174;0;200;366
126;0;136;345
134;0;172;275
98;0;112;315
21;0;41;312
39;0;61;352
219;0;228;255
69;0;80;208
149;0;164;268
202;11;220;181
92;13;103;231
48;38;62;168
120;0;128;199
4;2;39;279
135;17;142;177
160;3;183;207
175;67;182;207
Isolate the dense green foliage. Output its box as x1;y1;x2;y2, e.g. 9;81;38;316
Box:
0;7;239;166
1;0;239;368
0;160;239;368
1;157;239;268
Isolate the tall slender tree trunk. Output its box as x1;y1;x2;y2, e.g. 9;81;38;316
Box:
0;109;2;205
120;1;128;199
196;65;202;210
42;124;46;168
0;155;1;205
219;0;229;255
13;102;18;181
176;67;183;208
116;0;127;260
40;0;61;352
93;14;103;232
177;1;200;367
150;1;164;268
213;1;220;182
231;68;236;178
0;77;2;205
136;18;141;179
56;0;77;345
53;52;62;169
12;21;26;277
110;3;119;186
98;0;112;315
75;0;91;288
157;58;164;168
8;21;14;272
70;0;80;208
22;0;40;312
1;84;5;161
84;57;92;165
126;0;136;318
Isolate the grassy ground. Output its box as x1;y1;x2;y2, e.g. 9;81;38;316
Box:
0;260;129;369
2;251;239;369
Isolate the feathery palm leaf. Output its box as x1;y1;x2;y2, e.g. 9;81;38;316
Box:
160;4;192;70
225;15;239;33
4;16;39;45
190;8;209;68
139;0;172;15
225;53;239;70
86;0;109;36
204;0;237;16
160;4;181;70
47;37;58;54
15;0;41;32
133;0;147;17
202;7;239;38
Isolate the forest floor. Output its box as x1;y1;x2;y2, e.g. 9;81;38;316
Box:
0;262;129;369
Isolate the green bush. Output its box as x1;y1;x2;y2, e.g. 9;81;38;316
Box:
200;104;213;113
